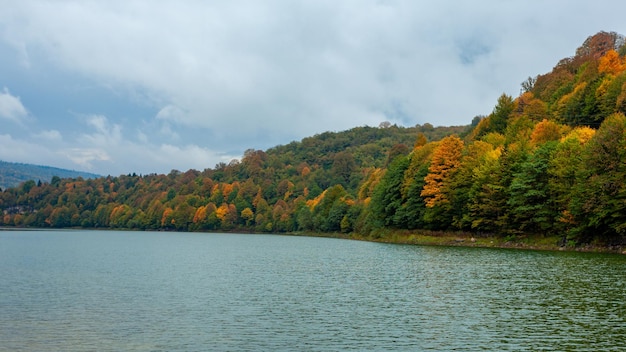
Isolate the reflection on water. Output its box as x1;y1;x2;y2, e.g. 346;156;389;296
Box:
1;230;625;351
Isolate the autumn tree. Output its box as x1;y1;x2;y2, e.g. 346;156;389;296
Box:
530;119;563;146
241;207;254;226
421;135;464;208
599;50;625;76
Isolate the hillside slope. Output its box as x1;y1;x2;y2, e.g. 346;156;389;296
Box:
1;31;626;249
0;160;100;190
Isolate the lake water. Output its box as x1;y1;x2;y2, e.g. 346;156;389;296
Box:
1;230;625;351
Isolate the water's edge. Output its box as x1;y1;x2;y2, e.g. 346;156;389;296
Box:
336;230;626;254
3;226;623;254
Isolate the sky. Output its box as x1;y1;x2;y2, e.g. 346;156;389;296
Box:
0;1;624;176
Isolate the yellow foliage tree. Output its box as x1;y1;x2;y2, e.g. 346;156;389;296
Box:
215;203;230;221
530;119;562;145
561;126;596;144
241;207;254;225
414;133;428;149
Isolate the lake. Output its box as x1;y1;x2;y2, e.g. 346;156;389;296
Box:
1;230;625;351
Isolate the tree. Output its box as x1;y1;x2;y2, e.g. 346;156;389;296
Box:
507;141;559;234
414;133;428;148
172;203;196;230
161;207;174;228
570;113;626;243
530;119;562;146
331;151;356;186
396;142;436;229
368;155;409;229
466;147;507;233
295;204;314;231
449;141;495;230
599;50;625;76
548;127;594;237
241;207;254;226
421;135;464;208
311;185;349;232
521;76;537;93
489;94;516;134
385;144;409;166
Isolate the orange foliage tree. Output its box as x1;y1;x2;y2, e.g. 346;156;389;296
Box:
599;50;625;76
530;119;563;146
420;135;464;207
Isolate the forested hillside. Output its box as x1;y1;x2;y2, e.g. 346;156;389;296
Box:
2;31;626;247
0;161;99;190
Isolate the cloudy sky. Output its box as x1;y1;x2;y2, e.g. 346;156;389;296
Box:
0;1;624;176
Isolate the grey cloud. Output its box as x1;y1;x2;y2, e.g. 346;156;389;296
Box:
0;0;624;174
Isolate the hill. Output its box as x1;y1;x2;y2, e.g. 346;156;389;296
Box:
1;31;626;249
0;160;100;190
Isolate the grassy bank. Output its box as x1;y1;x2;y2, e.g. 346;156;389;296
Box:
297;229;626;254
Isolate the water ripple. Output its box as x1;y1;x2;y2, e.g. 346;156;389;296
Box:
1;231;625;351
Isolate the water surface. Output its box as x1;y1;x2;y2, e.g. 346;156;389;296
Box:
1;230;625;351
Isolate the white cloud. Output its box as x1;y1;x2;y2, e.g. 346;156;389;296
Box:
33;129;63;142
157;144;235;170
155;104;186;123
2;108;234;174
158;123;180;140
0;133;66;167
61;148;111;170
0;87;28;123
0;134;39;160
79;114;122;146
137;129;148;144
74;140;236;175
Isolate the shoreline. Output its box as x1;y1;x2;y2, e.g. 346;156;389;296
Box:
381;233;626;254
3;225;625;254
293;230;626;255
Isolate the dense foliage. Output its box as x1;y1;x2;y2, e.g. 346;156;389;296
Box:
2;31;626;247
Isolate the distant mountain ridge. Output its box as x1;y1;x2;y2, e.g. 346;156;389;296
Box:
0;160;100;190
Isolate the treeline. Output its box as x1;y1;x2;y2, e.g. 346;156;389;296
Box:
0;124;468;233
2;31;626;246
